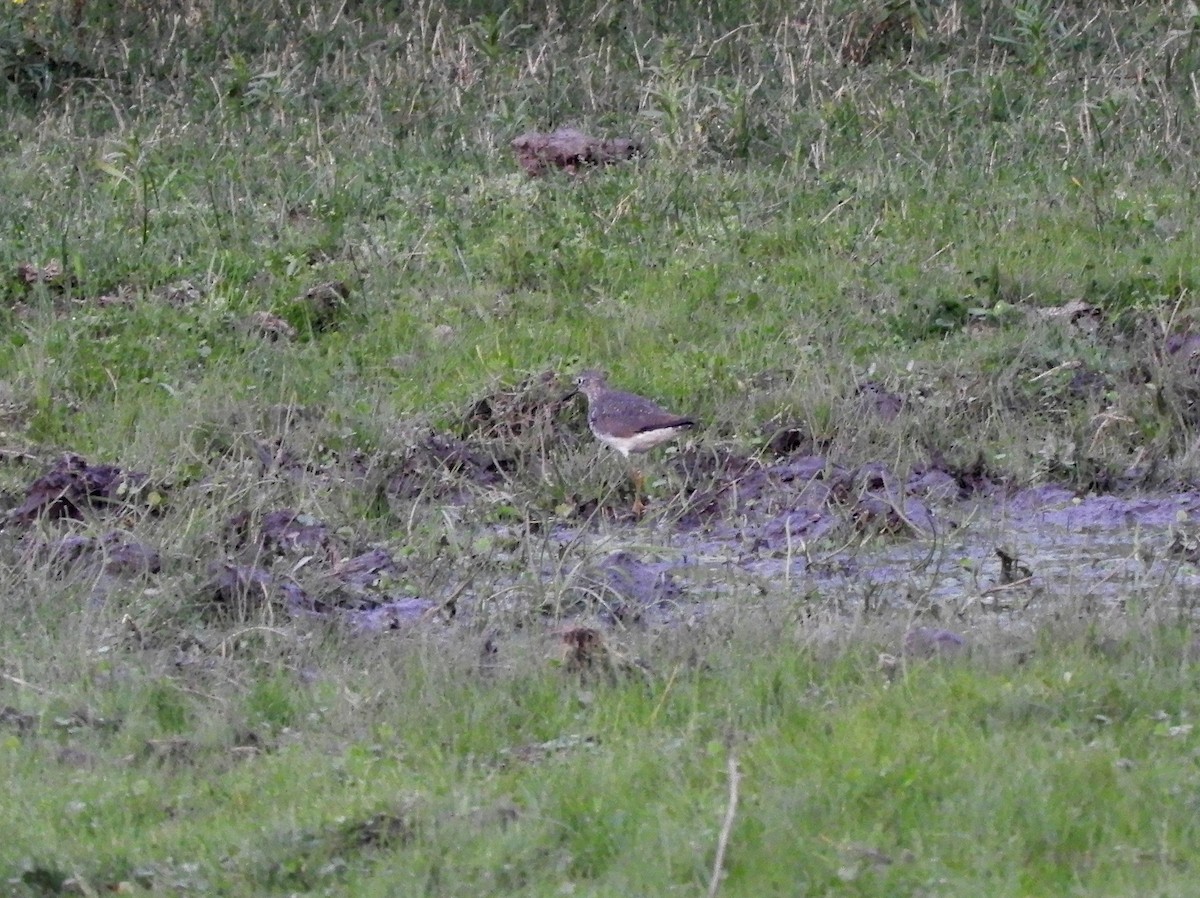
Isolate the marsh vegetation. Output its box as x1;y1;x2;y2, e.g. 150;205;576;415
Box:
3;1;1200;894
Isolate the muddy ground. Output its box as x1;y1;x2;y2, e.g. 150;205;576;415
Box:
4;372;1199;662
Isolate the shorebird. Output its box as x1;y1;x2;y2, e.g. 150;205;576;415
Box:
565;370;696;512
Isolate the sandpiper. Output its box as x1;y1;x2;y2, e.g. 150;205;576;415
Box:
565;370;696;511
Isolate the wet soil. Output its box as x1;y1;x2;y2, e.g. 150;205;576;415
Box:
4;377;1199;644
4;439;1195;643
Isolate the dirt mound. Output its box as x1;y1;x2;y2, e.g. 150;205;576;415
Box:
8;454;151;524
511;128;641;176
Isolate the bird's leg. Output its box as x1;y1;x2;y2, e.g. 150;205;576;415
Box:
630;467;646;517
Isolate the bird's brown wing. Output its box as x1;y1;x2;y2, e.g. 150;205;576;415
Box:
592;390;695;438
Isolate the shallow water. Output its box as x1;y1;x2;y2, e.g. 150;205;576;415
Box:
545;480;1200;626
10;452;1200;634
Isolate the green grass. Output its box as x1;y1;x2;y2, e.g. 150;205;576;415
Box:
3;625;1199;895
5;0;1200;894
2;0;1199;483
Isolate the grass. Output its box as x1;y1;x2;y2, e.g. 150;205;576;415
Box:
3;621;1199;895
5;0;1200;894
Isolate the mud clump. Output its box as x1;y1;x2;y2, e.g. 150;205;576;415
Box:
851;495;932;537
328;546;397;593
555;625;649;682
0;706;37;734
339;810;414;849
210;509;439;629
577;551;682;622
8;454;151;525
1166;331;1200;360
903;627;969;659
904;467;962;503
462;370;571;443
284;546;438;628
259;509;333;556
296;280;351;331
242;311;297;341
557;626;606;673
855;381;905;422
761;420;827;457
14;259;75;293
381;372;574;503
387;432;507;502
759;509;839;549
511;128;642;177
206;562;274;610
34;531;161;576
690;454;946;542
921;449;1005;498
